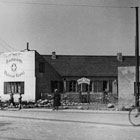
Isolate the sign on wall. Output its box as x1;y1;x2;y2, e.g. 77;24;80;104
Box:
0;51;35;79
77;77;90;85
4;53;25;78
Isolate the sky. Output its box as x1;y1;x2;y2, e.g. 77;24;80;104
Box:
0;0;140;56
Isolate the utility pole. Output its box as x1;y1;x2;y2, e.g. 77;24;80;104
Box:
135;7;139;107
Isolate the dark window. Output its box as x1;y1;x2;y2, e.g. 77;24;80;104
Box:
51;81;59;92
51;81;63;93
59;81;64;93
69;81;76;92
39;62;45;73
98;81;103;92
4;82;24;94
94;81;98;92
110;80;113;92
94;81;103;92
103;81;108;91
89;81;92;92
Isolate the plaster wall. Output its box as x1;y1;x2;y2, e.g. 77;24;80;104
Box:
118;66;136;106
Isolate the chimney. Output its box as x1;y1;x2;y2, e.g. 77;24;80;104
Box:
51;51;56;59
117;52;123;62
27;42;30;51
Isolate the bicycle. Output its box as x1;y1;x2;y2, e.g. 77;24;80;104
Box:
128;99;140;126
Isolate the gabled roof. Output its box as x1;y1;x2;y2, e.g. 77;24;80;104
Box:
43;55;137;77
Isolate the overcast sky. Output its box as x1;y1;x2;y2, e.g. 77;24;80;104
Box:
0;0;140;55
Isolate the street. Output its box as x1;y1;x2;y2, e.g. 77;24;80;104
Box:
0;108;140;140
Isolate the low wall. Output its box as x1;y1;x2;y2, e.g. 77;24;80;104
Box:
62;92;117;104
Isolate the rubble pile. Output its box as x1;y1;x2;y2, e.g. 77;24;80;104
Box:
35;99;53;108
61;100;79;106
34;99;80;108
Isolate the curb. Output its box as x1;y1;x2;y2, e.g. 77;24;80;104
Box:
20;108;129;114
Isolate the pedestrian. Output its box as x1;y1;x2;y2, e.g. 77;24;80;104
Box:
9;93;15;107
103;89;108;104
18;93;22;110
52;89;61;110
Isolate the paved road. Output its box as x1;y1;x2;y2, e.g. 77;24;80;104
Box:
0;108;139;140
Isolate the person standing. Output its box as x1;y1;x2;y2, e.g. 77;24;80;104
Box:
18;93;22;110
103;89;108;104
53;89;61;110
9;93;15;107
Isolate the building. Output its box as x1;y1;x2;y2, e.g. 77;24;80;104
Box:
0;51;60;102
0;50;138;104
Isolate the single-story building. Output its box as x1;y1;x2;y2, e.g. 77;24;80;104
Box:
0;50;138;105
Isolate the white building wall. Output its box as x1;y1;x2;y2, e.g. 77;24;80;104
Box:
0;51;36;102
118;66;136;106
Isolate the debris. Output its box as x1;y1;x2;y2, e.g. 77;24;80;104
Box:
77;106;83;109
107;103;114;108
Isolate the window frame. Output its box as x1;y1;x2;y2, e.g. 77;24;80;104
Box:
4;81;24;94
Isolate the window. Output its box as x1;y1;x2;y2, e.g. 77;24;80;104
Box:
4;82;24;94
39;62;45;73
94;81;98;92
98;81;103;92
69;81;76;92
89;82;92;92
51;81;59;92
51;81;64;93
103;81;108;91
93;81;103;92
109;80;113;92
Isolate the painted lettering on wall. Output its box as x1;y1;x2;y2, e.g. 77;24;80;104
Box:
4;53;25;78
4;71;25;78
6;58;22;64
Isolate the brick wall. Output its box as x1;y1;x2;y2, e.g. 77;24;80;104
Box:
35;52;60;101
